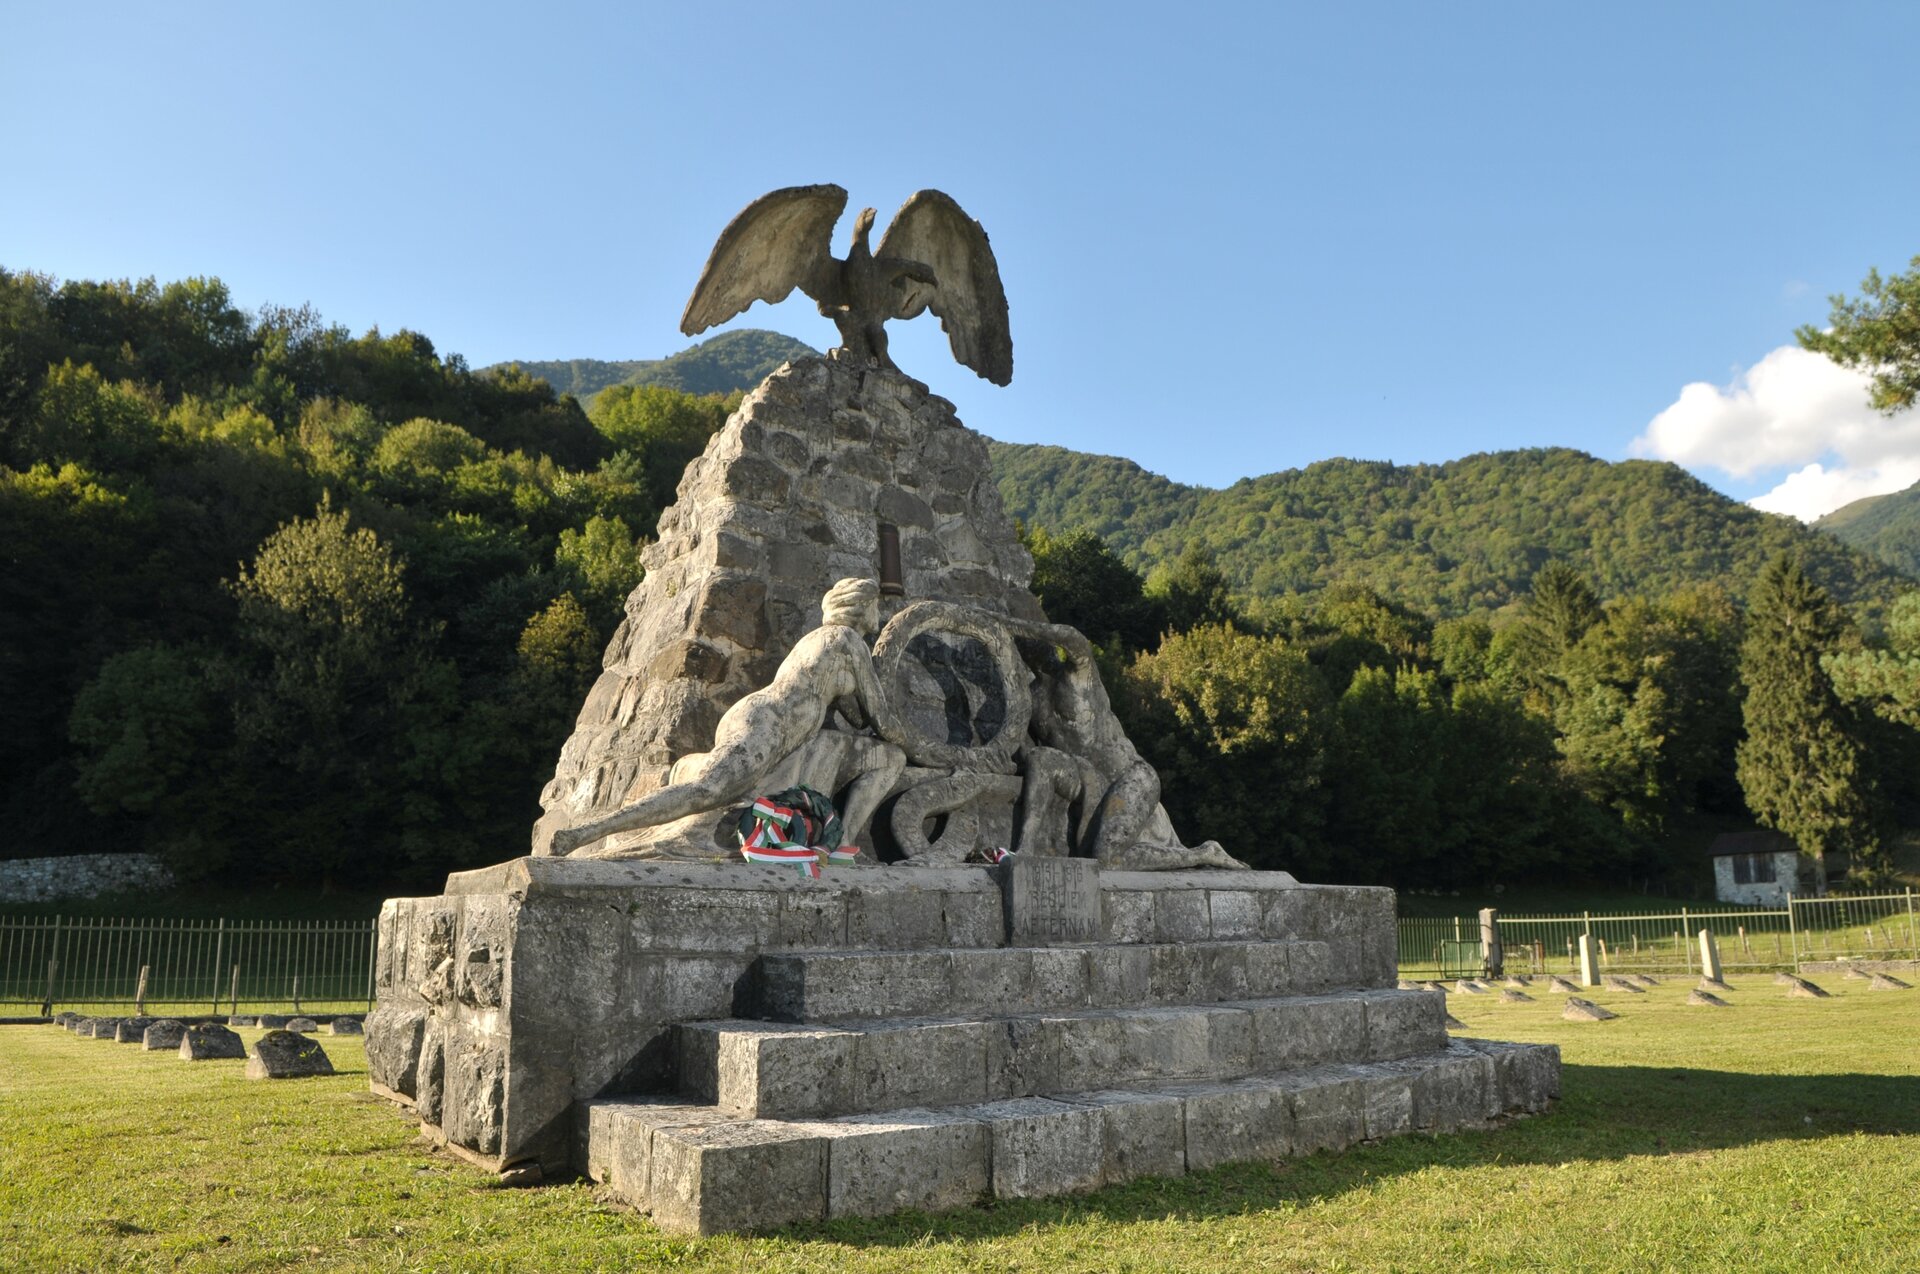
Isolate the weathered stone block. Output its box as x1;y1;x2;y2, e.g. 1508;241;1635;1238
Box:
849;1020;993;1113
1088;944;1150;1007
950;946;1032;1010
1288;941;1333;993
1285;1069;1366;1154
1402;1043;1498;1130
1245;942;1293;997
329;1017;364;1036
756;950;950;1022
364;1004;426;1098
113;1017;155;1043
284;1017;320;1033
1459;1039;1561;1113
1152;890;1211;943
179;1023;245;1060
1028;948;1091;1010
1207;890;1264;940
439;1027;506;1155
970;1097;1105;1199
684;1022;859;1116
1360;989;1447;1061
1180;1079;1294;1170
818;1108;990;1218
1354;1063;1415;1139
415;1025;447;1124
1103;889;1154;944
1247;995;1367;1069
246;1030;334;1079
649;1121;826;1235
86;1017;122;1039
1063;1089;1187;1184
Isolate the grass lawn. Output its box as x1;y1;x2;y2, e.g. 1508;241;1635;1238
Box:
3;980;1917;1272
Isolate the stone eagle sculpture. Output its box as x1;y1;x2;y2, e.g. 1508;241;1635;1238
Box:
680;184;1013;386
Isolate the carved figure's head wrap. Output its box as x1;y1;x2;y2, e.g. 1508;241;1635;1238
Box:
821;577;881;629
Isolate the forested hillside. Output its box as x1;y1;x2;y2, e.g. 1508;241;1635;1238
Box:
1818;481;1920;579
498;329;815;408
993;443;1912;618
6;266;1912;896
0;269;743;888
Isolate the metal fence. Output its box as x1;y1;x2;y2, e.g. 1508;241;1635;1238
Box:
1399;890;1920;978
0;916;377;1016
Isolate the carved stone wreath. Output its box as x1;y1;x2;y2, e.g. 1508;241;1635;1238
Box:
872;601;1031;772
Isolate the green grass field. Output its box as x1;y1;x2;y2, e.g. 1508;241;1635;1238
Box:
2;978;1917;1272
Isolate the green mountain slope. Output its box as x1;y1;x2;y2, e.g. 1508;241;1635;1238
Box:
498;329;817;407
1817;481;1920;579
991;443;1913;617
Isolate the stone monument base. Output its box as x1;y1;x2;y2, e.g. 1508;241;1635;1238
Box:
366;857;1557;1233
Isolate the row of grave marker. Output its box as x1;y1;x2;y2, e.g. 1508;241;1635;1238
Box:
48;1010;350;1078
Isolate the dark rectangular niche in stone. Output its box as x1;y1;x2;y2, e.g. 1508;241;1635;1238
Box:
994;857;1101;946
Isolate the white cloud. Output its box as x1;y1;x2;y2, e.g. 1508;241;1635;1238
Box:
1632;345;1920;521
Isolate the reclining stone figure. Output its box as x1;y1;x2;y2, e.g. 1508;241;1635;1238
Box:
549;578;906;857
1008;617;1248;871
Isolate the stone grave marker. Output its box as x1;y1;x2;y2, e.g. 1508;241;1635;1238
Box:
1776;972;1830;998
113;1016;156;1043
1601;975;1646;993
142;1019;187;1050
1499;988;1534;1003
1697;928;1723;983
284;1016;320;1033
246;1030;335;1079
329;1017;365;1035
1576;934;1600;987
179;1023;246;1060
1562;997;1617;1022
1686;990;1730;1007
1867;973;1911;991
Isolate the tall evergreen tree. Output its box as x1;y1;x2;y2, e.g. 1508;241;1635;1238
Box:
1735;554;1885;884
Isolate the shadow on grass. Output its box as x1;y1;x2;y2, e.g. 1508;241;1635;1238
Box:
779;1063;1920;1247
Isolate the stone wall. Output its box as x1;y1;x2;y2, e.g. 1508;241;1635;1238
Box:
0;853;176;903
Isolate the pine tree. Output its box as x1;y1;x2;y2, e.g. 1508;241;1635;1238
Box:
1735;554;1883;883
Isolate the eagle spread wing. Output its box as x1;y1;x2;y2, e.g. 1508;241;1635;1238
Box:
876;190;1013;386
680;185;848;336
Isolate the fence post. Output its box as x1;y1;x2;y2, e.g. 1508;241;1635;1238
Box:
1907;888;1917;963
229;964;240;1016
1681;907;1692;974
292;974;302;1014
134;964;149;1016
1479;908;1502;978
1787;896;1798;968
209;919;225;1014
39;916;64;1016
365;919;379;1012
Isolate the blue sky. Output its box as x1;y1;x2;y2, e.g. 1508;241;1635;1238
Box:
5;3;1917;517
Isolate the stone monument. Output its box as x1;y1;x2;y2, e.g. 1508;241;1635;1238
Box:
365;185;1559;1232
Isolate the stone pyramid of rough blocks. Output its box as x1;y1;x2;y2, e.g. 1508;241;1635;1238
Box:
531;359;1042;856
546;864;1562;1235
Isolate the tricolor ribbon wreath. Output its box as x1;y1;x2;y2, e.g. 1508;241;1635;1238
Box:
735;786;856;879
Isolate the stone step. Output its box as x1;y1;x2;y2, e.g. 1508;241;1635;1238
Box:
677;988;1446;1120
585;1037;1559;1235
752;938;1340;1023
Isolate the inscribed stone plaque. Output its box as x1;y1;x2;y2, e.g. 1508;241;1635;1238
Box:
994;857;1100;946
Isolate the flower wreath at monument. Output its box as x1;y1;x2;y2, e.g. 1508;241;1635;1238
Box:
734;785;857;878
